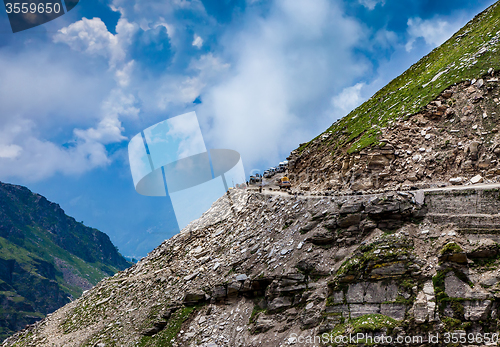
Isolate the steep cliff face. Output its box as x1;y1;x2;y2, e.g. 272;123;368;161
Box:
5;187;500;347
288;77;500;193
288;1;500;194
0;182;130;340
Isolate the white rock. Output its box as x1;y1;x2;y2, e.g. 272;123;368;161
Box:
448;231;457;236
470;175;483;184
419;147;426;152
425;134;431;140
412;154;422;162
297;242;303;250
213;262;220;270
449;177;463;185
421;130;427;136
421;230;429;234
306;302;314;310
184;272;199;281
472;124;478;130
235;274;248;281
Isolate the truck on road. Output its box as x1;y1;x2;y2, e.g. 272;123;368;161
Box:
277;176;291;190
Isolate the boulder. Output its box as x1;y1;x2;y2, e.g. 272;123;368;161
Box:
305;231;336;245
183;291;206;305
253;314;274;333
267;296;293;312
300;221;320;233
470;175;483;184
227;282;242;296
339;203;363;214
464;300;492;321
212;285;227;299
449;177;464;185
338;213;362;228
468;142;480;160
365;201;399;214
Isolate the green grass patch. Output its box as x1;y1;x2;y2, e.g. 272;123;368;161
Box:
138;306;196;347
440;242;463;255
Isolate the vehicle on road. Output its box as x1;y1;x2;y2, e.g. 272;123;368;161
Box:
249;173;262;184
278;176;291;190
279;161;288;171
263;170;272;178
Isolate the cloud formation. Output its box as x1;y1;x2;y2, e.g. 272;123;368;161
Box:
197;0;369;167
358;0;385;11
406;16;465;52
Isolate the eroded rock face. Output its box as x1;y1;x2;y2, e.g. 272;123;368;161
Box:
5;184;500;346
412;281;437;324
288;74;500;194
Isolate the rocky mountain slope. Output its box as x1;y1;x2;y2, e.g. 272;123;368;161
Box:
288;1;500;194
7;1;500;347
5;186;500;347
0;182;130;340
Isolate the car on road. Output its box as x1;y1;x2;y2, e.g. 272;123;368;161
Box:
249;173;262;184
263;170;272;178
278;176;291;189
278;161;288;171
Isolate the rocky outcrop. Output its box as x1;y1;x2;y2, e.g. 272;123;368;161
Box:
288;74;500;194
5;186;500;346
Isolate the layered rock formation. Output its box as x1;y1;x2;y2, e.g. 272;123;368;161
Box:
288;76;500;193
5;186;500;346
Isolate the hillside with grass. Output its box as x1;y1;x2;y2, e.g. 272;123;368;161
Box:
0;181;130;340
299;1;500;154
289;1;500;193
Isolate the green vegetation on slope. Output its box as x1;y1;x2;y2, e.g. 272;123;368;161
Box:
0;181;131;341
300;1;500;154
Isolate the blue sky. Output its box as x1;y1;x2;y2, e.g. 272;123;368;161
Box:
0;0;496;258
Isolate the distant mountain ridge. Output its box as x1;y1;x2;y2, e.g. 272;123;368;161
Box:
0;181;130;340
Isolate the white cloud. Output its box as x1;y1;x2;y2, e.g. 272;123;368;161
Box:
0;118;110;181
53;17;138;68
406;17;463;52
0;18;141;182
155;53;230;110
0;144;22;159
192;34;203;48
196;0;369;168
331;83;366;114
358;0;384;10
374;29;398;48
